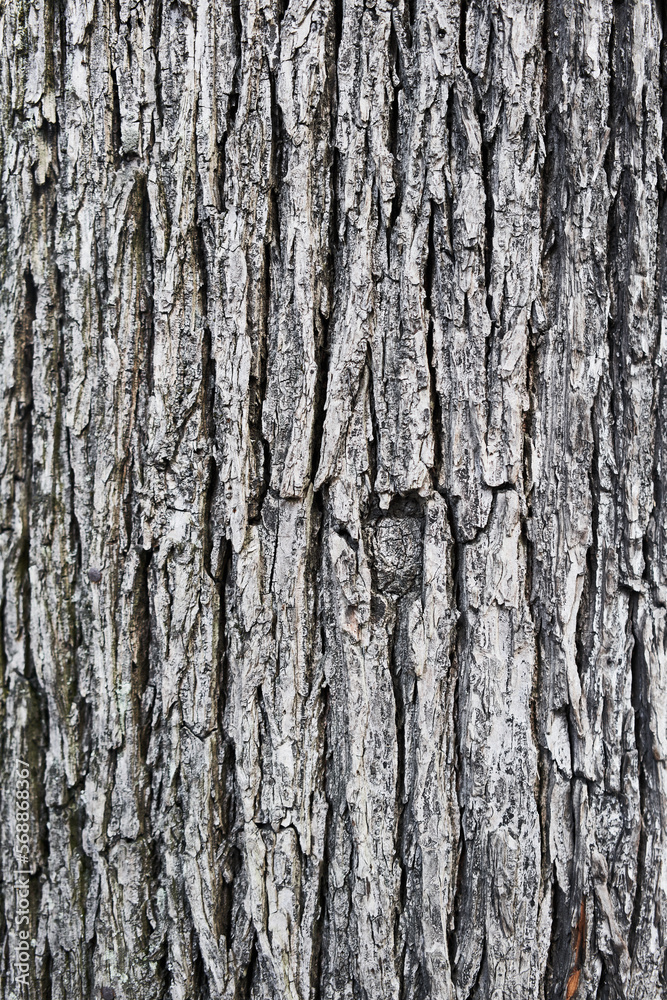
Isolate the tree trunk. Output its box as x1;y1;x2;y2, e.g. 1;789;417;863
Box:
1;0;666;998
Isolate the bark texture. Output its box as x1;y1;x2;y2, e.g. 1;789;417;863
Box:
1;0;667;998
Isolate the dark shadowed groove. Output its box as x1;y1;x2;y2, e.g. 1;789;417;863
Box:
605;1;628;501
230;0;242;64
40;934;53;1000
246;60;280;525
56;255;96;1000
628;593;659;963
459;10;496;323
132;547;154;771
333;0;343;67
406;0;417;41
365;341;380;498
217;14;241;215
310;282;332;485
387;18;402;231
19;268;51;998
480;134;494;327
110;63;122;168
188;898;212;1000
458;0;468;70
310;12;340;989
470;935;488;1000
121;177;152;551
546;874;577;1000
213;739;241;950
152;0;164;127
239;934;258;1000
441;494;466;988
424;201;442;486
311;0;340;485
55;0;66;102
536;0;588;992
42;0;56;113
247;235;271;524
21;270;36;434
652;0;667;593
576;375;602;708
309;0;337;486
311;677;331;1000
628;624;647;971
154;931;173;998
605;4;656;975
461;19;499;459
194;177;209;326
524;308;555;997
142;178;156;398
211;534;239;973
387;607;406;1000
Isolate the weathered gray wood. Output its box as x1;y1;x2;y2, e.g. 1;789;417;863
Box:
1;0;667;998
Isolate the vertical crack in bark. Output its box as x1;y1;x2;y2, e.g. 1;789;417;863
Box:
122;177;152;553
110;63;122;168
20;269;36;482
333;0;343;60
311;674;330;1000
154;929;173;997
55;0;66;105
309;68;336;495
311;282;331;486
387;598;406;1000
143;177;156;398
366;341;380;498
629;594;648;964
18;267;51;998
211;531;240;982
247;60;277;524
605;6;649;977
311;0;339;486
56;256;95;997
240;934;259;999
132;547;154;781
653;1;667;592
535;1;566;991
184;887;212;1000
387;19;402;231
525;307;555;999
480;132;494;327
40;935;53;1000
406;0;417;43
627;590;660;984
458;0;468;71
151;0;163;128
314;545;338;1000
443;497;466;988
310;17;339;987
424;201;442;486
217;7;241;215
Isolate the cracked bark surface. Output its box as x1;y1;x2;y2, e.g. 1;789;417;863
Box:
1;0;667;998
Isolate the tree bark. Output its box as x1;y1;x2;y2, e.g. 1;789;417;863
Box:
1;0;666;998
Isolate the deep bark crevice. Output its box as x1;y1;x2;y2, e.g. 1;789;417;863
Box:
444;497;466;988
424;201;442;486
628;594;658;963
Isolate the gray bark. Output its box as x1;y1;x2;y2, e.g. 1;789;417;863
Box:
0;0;666;998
